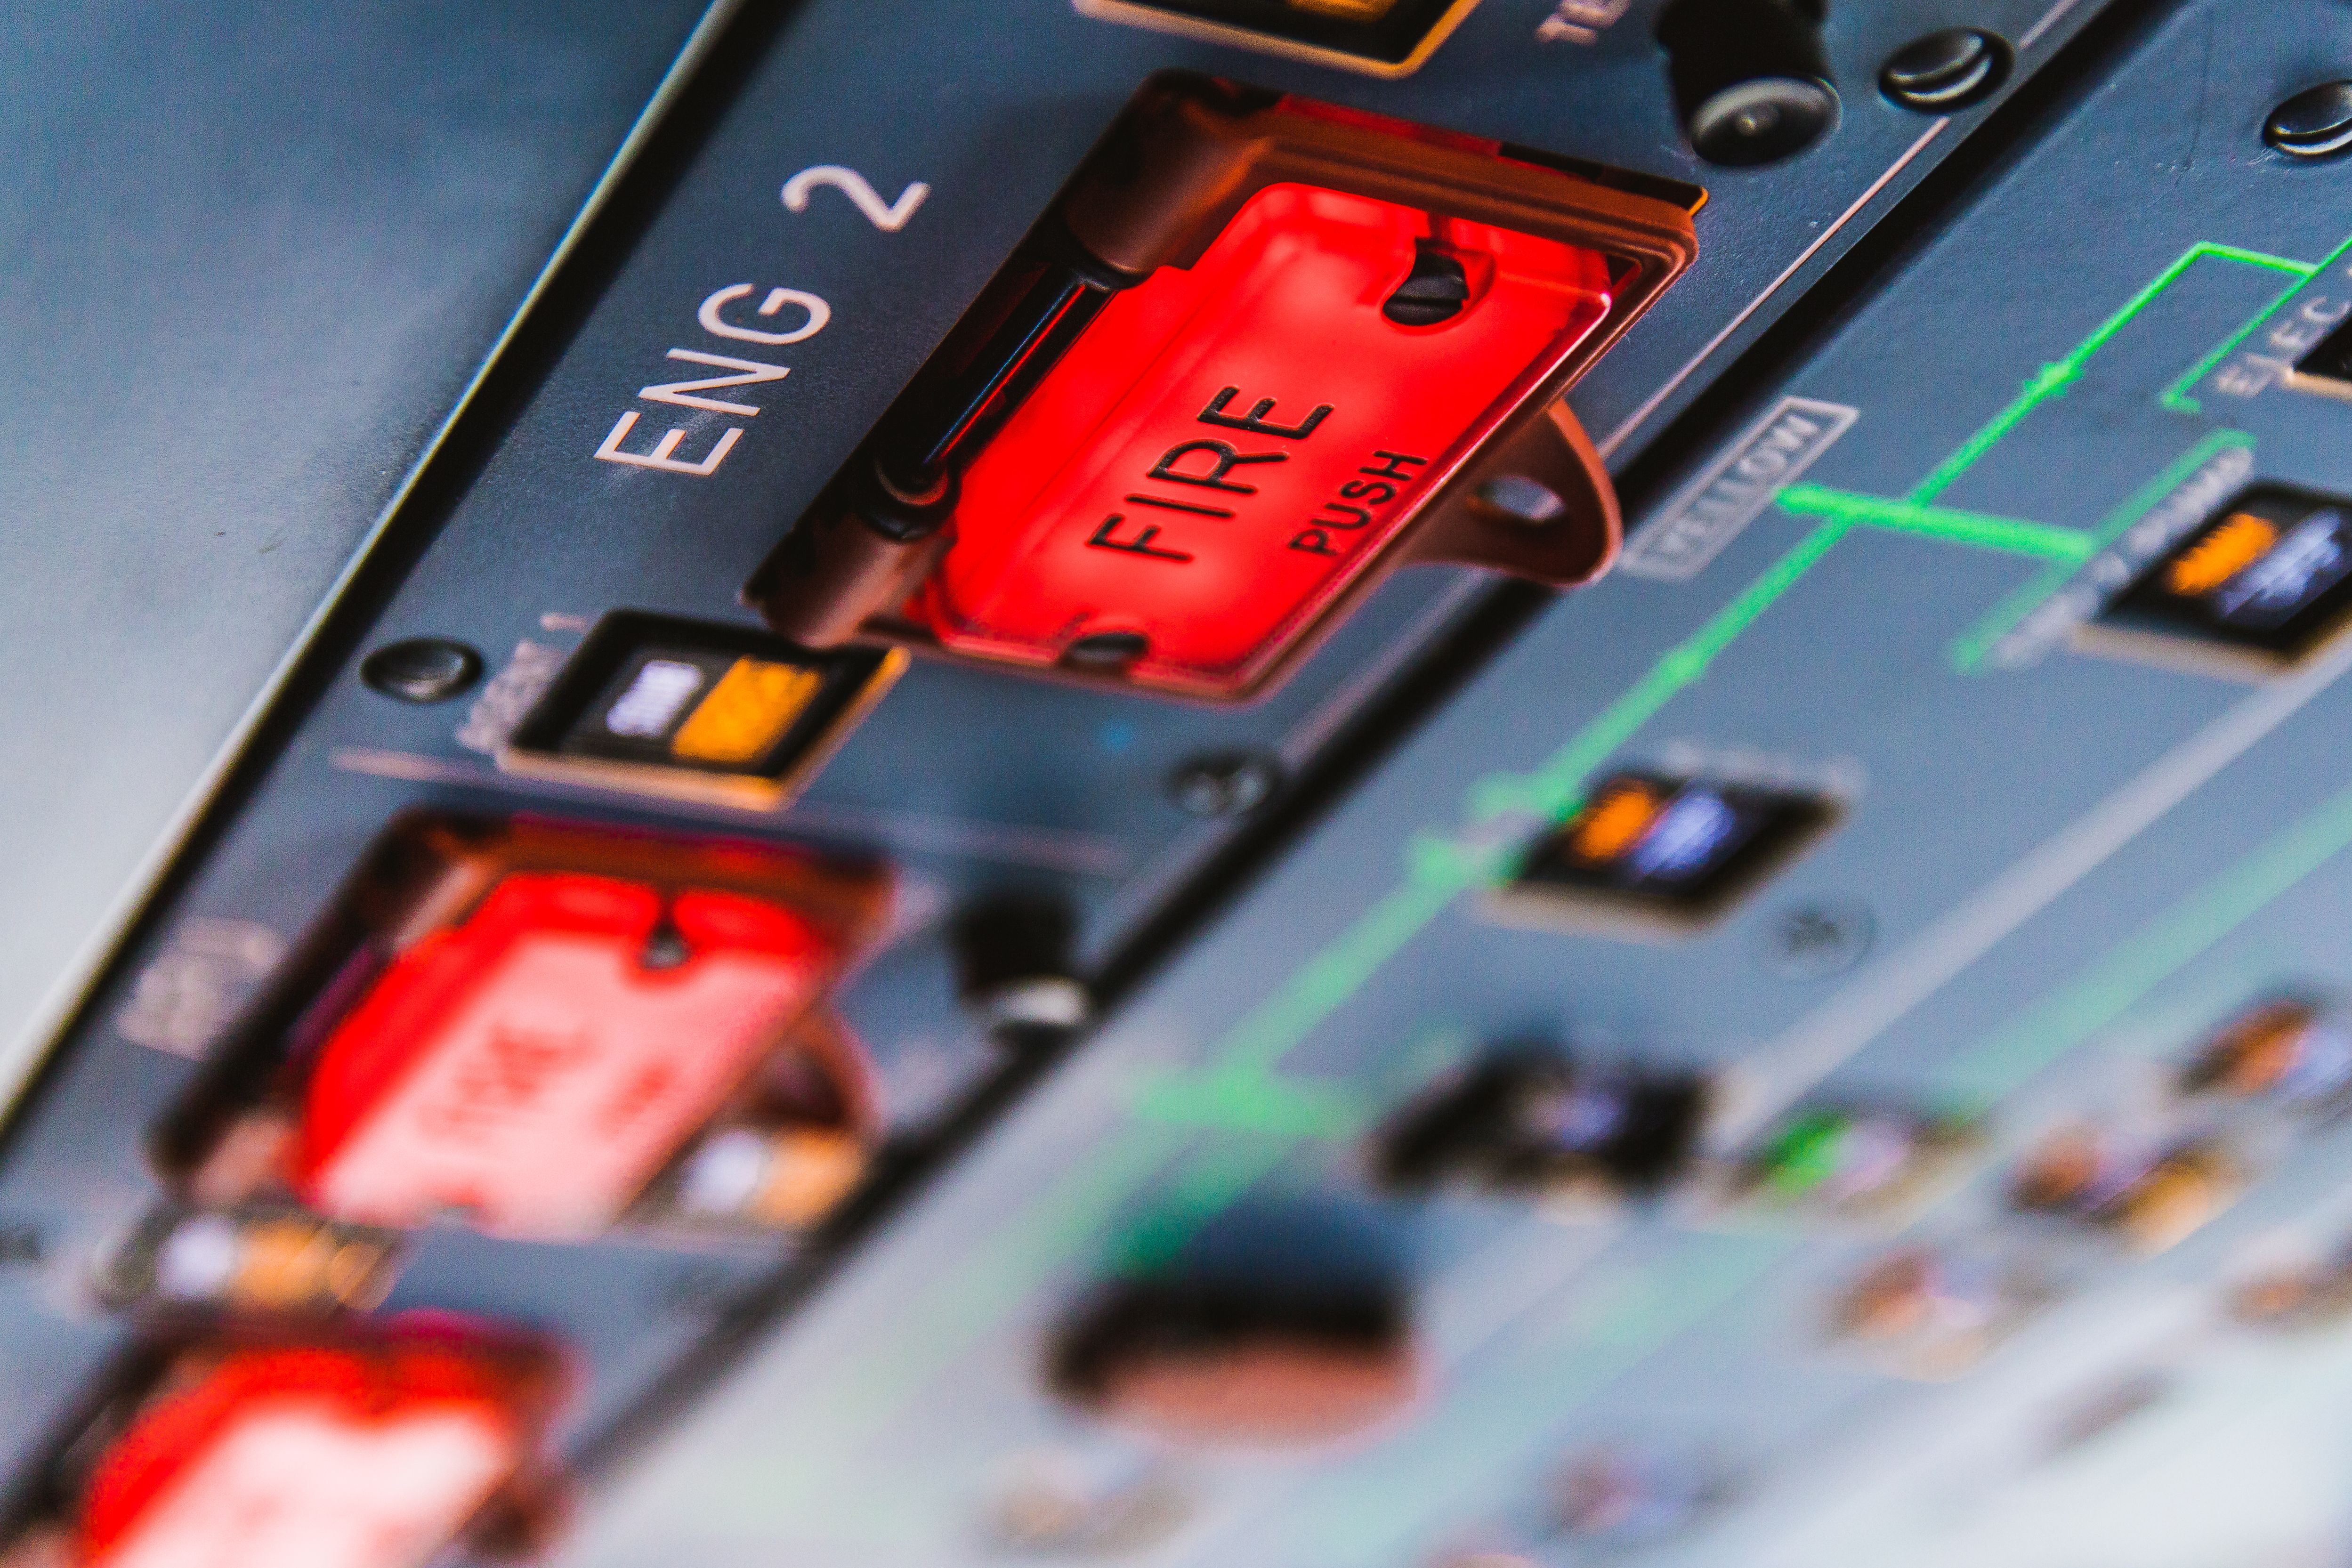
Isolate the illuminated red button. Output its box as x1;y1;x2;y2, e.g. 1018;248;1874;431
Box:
749;78;1700;700
79;1345;526;1568
291;872;834;1237
919;184;1615;698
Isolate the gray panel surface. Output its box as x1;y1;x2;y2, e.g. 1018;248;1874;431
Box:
24;2;2340;1565
0;0;722;1086
554;3;2352;1565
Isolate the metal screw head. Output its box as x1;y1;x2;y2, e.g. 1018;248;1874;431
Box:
1383;246;1471;326
1760;899;1874;978
0;1223;42;1266
360;637;482;703
1063;631;1150;671
2266;81;2352;160
1166;752;1283;818
1880;29;2013;113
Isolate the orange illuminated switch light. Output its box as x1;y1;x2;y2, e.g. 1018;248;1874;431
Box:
2085;485;2352;678
751;74;1699;702
498;612;904;811
1490;770;1842;938
154;816;890;1242
1070;0;1489;79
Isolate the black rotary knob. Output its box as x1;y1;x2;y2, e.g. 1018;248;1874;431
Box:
951;893;1091;1033
1657;0;1838;168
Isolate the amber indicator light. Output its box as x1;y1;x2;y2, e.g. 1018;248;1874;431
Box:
1070;0;1488;80
501;611;904;810
2087;485;2352;677
1489;771;1840;937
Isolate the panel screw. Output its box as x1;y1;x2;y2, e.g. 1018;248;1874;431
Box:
0;1223;43;1265
1761;899;1874;978
360;637;483;703
2265;81;2352;161
1063;631;1150;671
1880;29;2013;113
1166;752;1283;818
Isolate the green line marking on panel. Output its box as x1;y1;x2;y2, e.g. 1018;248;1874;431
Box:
1776;485;2096;559
1933;776;2352;1109
1911;243;2311;505
1113;1135;1309;1275
711;1118;1192;1526
2162;231;2351;413
1946;428;2257;672
1186;519;1855;1101
724;239;2342;1515
1211;857;1491;1084
1124;521;1855;1142
1130;1069;1370;1140
1277;1232;1793;1565
1469;518;1853;824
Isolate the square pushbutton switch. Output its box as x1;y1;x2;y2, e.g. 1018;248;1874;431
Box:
1489;771;1841;938
501;612;902;810
2084;485;2352;677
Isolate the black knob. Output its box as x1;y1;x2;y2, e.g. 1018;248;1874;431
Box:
1657;0;1838;168
952;893;1090;1032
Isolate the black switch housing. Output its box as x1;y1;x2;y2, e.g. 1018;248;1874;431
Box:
1657;0;1837;167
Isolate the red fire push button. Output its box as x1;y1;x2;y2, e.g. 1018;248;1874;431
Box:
925;189;1616;695
752;75;1700;701
152;816;891;1243
292;873;840;1237
75;1327;558;1568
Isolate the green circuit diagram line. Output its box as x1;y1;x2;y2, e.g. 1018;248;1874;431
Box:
1130;1067;1367;1139
2162;231;2351;413
1911;242;2311;504
1933;775;2352;1109
1467;517;1855;824
1774;485;2096;559
1945;428;2257;671
1268;1231;1791;1564
1134;240;2319;1143
731;243;2336;1521
1125;517;1863;1155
